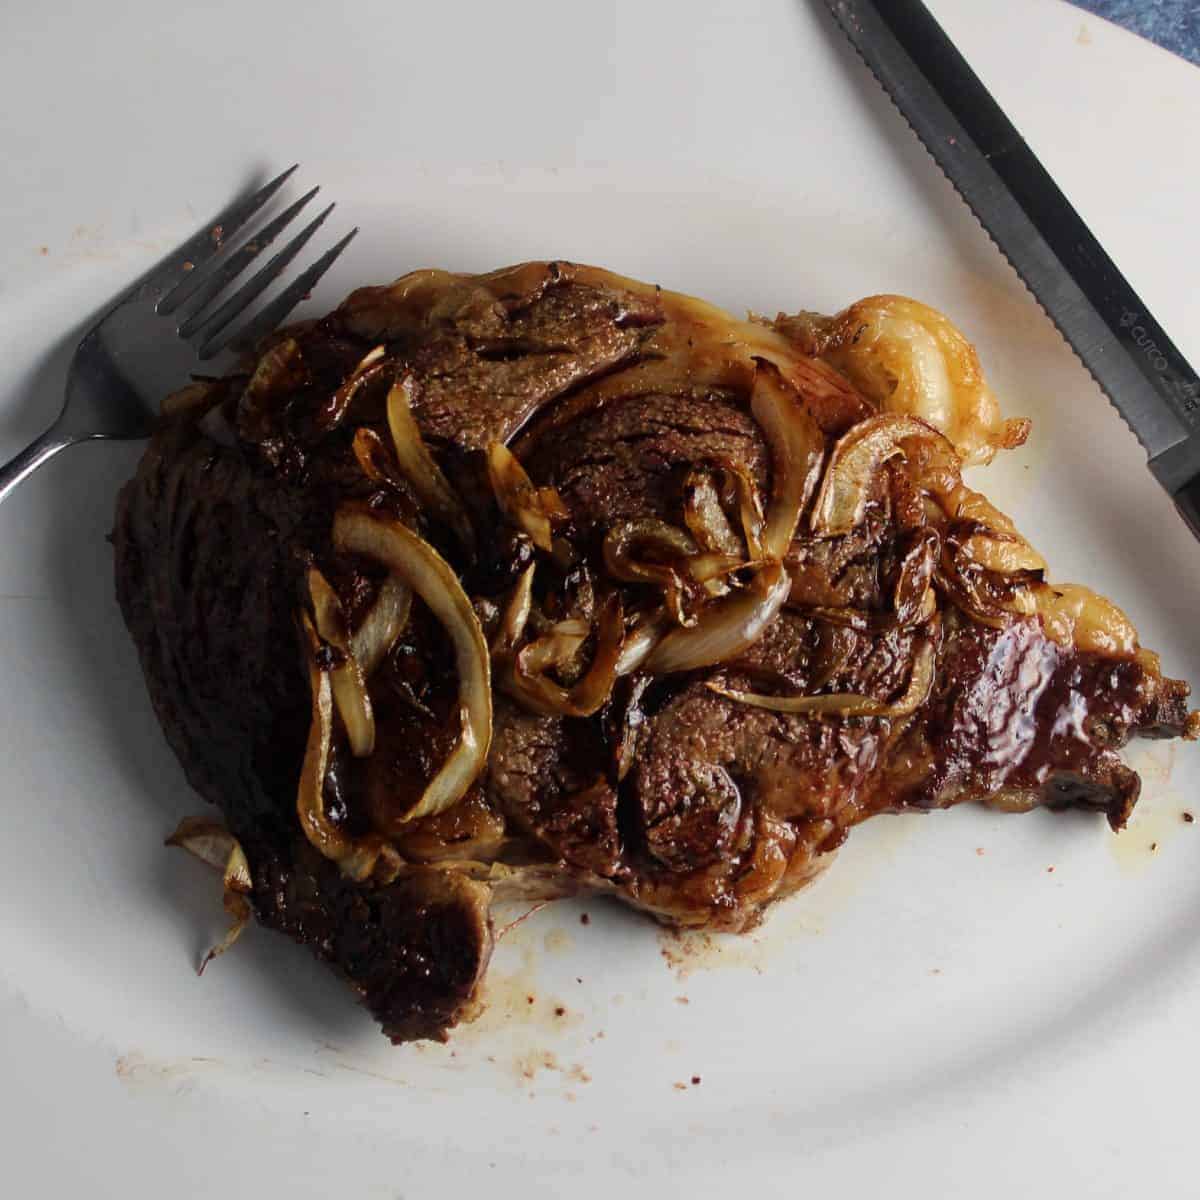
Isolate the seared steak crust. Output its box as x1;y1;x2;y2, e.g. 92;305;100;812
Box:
113;262;1195;1041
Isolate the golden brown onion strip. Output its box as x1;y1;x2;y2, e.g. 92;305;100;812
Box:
492;563;537;657
501;594;624;718
486;441;567;553
296;612;353;861
810;414;940;537
710;638;935;717
238;336;304;442
164;815;254;972
615;609;672;676
683;469;743;556
333;507;493;822
683;473;742;597
518;627;589;674
319;345;389;431
1032;583;1138;657
307;567;376;758
893;530;939;627
729;466;766;560
687;552;746;584
352;427;409;493
814;295;1030;467
750;362;825;559
644;562;790;674
165;816;243;873
603;519;699;627
961;532;1046;575
350;574;413;678
386;376;474;549
538;487;571;520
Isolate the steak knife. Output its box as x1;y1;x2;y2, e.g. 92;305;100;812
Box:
823;0;1200;537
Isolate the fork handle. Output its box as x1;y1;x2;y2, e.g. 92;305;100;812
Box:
0;426;77;506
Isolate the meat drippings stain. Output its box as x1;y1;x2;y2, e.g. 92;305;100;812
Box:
1108;754;1185;877
658;928;768;980
517;1050;560;1080
543;927;574;955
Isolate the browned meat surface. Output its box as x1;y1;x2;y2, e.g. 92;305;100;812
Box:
522;391;769;535
113;262;1197;1042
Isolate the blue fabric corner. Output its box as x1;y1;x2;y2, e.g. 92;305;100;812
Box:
1069;0;1200;66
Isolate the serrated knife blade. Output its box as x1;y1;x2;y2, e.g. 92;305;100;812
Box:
824;0;1200;536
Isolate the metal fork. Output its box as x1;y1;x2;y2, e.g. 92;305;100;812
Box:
0;165;357;504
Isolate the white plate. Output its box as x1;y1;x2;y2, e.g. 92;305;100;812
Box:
2;1;1199;1195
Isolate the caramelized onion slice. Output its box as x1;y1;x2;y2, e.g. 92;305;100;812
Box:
197;891;252;973
960;532;1046;575
486;441;567;553
615;609;672;676
296;611;354;861
729;465;767;561
687;552;746;584
644;561;790;674
352;427;408;493
683;474;742;597
350;574;413;678
165;816;254;972
335;837;401;885
983;787;1041;814
319;345;389;432
548;617;591;638
810;414;941;537
893;530;939;626
935;559;1023;629
603;519;699;627
492;563;536;656
538;487;571;520
307;566;376;758
912;586;938;626
165;816;243;873
802;593;937;633
945;485;1046;574
1032;583;1138;656
683;469;743;556
386;376;474;550
816;295;1031;467
800;605;878;632
501;594;624;717
519;627;589;674
711;638;935;718
333;507;493;822
750;362;826;559
237;336;305;443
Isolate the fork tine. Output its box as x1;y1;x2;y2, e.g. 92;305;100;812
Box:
185;203;335;347
202;227;359;360
158;185;319;317
146;164;298;293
